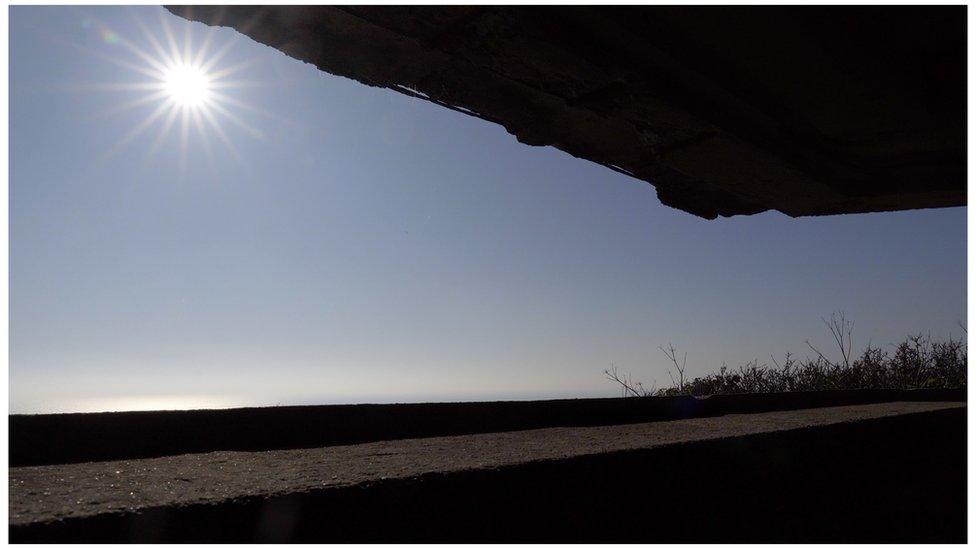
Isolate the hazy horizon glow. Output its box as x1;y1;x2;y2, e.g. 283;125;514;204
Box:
10;7;967;414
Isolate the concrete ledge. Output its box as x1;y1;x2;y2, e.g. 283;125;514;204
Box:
9;402;966;542
9;388;964;466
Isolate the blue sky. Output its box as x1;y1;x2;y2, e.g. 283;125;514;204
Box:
9;6;967;413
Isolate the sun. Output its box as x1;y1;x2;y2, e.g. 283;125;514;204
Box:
163;64;211;107
84;9;270;170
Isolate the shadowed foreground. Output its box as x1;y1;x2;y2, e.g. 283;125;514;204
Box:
10;401;965;542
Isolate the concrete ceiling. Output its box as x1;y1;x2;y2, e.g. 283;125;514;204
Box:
167;6;965;219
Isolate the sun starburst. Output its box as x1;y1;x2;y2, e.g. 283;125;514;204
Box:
75;8;271;173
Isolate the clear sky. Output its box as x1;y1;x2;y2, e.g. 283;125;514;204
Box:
9;6;967;413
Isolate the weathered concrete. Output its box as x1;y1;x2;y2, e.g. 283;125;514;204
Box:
167;6;965;219
9;401;964;527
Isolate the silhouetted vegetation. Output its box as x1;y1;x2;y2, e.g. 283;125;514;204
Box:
606;313;967;397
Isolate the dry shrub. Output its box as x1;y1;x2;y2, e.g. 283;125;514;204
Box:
607;313;967;397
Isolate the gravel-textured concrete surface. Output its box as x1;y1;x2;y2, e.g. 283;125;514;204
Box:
10;401;963;526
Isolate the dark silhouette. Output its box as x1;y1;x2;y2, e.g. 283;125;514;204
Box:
607;315;967;397
167;5;965;219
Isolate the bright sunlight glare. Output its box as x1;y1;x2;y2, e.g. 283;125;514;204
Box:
164;64;210;106
78;8;271;172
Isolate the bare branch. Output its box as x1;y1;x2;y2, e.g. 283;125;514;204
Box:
659;343;687;393
604;364;652;397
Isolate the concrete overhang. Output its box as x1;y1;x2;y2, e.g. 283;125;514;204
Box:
167;6;965;219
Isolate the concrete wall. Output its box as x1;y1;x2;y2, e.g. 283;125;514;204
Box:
10;388;964;466
11;407;965;542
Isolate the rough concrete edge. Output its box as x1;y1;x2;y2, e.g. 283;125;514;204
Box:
9;405;965;533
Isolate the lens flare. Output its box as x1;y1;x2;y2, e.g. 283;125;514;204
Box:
100;28;120;44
